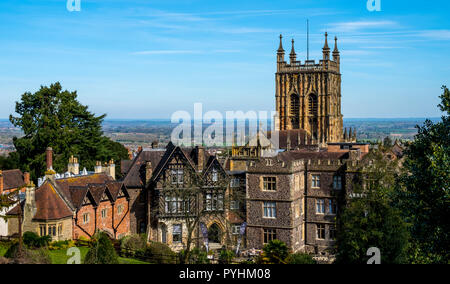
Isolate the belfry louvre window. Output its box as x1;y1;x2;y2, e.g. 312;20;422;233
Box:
263;229;277;244
290;94;300;117
308;94;318;115
263;177;277;191
171;169;184;184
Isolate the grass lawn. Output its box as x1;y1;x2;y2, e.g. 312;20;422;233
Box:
49;247;150;264
1;243;149;264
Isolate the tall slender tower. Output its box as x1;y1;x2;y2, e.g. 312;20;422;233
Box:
275;33;344;144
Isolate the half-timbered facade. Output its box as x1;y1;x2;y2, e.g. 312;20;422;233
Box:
122;143;246;251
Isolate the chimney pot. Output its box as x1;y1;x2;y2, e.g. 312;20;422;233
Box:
46;147;53;170
24;172;30;185
0;170;3;195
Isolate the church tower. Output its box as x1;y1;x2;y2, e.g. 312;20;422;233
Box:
275;33;344;144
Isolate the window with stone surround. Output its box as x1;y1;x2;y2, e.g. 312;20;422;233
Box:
316;199;325;214
117;204;124;215
263;201;277;218
173;224;182;243
171;169;184;185
101;208;108;219
317;224;325;240
263;228;277;244
262;177;277;191
83;213;90;224
328;199;337;215
329;225;337;240
312;175;320;188
333;175;342;190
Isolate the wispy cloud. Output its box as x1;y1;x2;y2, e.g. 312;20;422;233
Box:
132;49;241;55
326;20;398;33
417;30;450;40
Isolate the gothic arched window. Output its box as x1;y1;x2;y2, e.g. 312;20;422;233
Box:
290;94;300;117
308;94;318;115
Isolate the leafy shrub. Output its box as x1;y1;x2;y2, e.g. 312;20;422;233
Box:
143;242;176;264
23;231;51;248
84;232;119;264
4;241;19;259
286;253;317;264
48;240;75;251
120;234;147;257
260;240;290;264
181;247;210;264
4;242;51;264
219;249;234;264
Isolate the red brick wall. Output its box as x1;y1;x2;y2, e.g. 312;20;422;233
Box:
72;198;130;240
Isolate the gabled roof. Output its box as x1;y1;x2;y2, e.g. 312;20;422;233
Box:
8;173;128;220
7;182;73;221
122;149;166;188
151;143;199;183
1;169;25;191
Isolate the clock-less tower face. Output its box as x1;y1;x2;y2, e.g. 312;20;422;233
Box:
275;33;344;144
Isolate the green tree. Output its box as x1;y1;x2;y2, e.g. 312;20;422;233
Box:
394;86;450;264
8;82;128;181
84;232;119;264
335;149;409;264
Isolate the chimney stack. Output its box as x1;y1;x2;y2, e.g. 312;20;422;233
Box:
24;172;30;186
151;141;159;149
46;147;53;170
25;182;36;209
0;170;4;195
95;161;102;174
145;161;153;186
108;159;116;180
196;146;205;172
68;155;80;175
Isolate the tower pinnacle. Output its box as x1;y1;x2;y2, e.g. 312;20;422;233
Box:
322;32;330;60
290;39;297;63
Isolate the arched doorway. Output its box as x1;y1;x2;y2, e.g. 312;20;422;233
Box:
208;223;222;244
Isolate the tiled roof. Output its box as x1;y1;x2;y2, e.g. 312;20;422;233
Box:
267;129;311;149
1;169;25;191
122;144;217;188
122;149;166;188
279;149;349;161
8;173;127;220
7;182;73;221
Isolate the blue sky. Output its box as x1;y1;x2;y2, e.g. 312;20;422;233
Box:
0;0;449;119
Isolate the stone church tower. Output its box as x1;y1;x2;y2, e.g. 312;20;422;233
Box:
275;33;345;144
